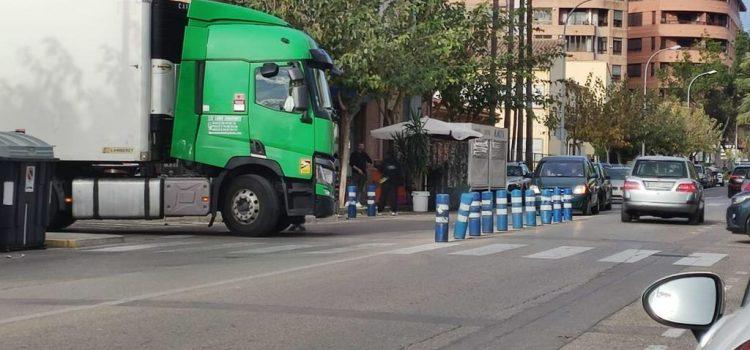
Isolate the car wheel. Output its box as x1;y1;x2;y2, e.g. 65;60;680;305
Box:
221;174;281;236
604;196;612;211
698;207;705;224
592;197;600;215
621;209;631;223
688;210;701;225
48;187;76;230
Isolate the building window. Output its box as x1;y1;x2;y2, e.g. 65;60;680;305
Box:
566;35;594;52
651;37;656;50
627;64;642;77
613;11;623;27
597;37;608;53
597;9;609;26
628;12;642;27
613;38;623;54
533;8;552;24
652;11;656;25
560;9;592;25
628;38;642;52
612;65;622;80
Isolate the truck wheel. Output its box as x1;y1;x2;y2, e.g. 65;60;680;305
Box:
222;174;280;236
47;188;75;230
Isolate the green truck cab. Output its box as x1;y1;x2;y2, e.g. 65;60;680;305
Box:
170;1;337;234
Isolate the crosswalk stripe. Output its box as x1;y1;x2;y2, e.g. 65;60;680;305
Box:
307;243;396;254
524;246;594;259
386;242;462;255
599;249;660;263
85;241;194;252
450;243;527;256
155;242;261;253
674;253;727;267
229;244;316;254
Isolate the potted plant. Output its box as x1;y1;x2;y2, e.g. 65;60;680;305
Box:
392;116;431;212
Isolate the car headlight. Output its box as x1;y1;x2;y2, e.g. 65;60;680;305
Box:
732;192;750;205
316;164;335;186
530;185;540;194
573;185;587;195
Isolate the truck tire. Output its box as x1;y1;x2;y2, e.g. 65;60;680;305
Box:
222;174;280;236
47;188;76;230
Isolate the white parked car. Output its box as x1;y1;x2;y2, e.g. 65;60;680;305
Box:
643;272;750;349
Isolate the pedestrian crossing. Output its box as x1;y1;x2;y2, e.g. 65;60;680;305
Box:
77;238;729;268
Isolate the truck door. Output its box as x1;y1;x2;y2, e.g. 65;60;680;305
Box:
249;62;315;180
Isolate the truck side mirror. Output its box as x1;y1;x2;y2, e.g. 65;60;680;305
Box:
291;85;309;113
260;63;279;78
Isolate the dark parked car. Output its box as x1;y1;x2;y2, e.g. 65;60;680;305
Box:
728;165;750;198
727;191;750;235
594;162;613;210
531;156;600;215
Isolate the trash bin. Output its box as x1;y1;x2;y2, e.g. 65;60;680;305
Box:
412;191;430;212
0;131;55;251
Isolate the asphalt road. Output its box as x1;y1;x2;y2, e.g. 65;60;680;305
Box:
0;187;746;350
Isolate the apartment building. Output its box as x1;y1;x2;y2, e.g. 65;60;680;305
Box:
628;0;746;88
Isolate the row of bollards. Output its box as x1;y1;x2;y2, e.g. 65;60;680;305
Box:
346;184;380;219
435;187;574;242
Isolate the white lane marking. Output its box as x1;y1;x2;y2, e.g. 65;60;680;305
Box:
661;328;686;338
85;241;194;252
450;243;527;256
307;243;397;254
673;253;727;267
736;271;748;275
707;202;726;207
155;242;260;253
524;246;594;259
386;242;462;255
598;249;660;263
726;285;734;291
229;244;316;254
160;235;196;239
644;345;668;350
728;277;740;283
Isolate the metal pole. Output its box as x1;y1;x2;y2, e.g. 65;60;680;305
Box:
687;70;717;107
641;45;681;156
560;0;593;156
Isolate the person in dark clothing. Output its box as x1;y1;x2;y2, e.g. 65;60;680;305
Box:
377;151;403;215
350;143;373;205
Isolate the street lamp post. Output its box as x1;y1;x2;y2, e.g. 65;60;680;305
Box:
687;70;717;107
559;0;593;155
641;45;681;156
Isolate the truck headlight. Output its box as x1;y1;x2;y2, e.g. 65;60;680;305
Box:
573;185;587;195
316;164;335;186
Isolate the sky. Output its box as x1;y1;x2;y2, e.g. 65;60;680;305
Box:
743;11;750;30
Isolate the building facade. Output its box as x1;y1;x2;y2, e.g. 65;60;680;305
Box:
627;0;746;88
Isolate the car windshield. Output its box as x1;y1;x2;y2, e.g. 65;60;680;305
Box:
633;160;687;178
608;168;630;180
538;161;584;177
507;165;523;176
733;167;750;177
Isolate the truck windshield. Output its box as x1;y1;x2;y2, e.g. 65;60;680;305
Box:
308;66;333;119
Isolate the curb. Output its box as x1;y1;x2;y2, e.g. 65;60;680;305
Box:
45;232;125;248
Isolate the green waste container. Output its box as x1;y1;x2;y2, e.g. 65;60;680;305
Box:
0;131;55;251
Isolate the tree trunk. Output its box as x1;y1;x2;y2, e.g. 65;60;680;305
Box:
504;0;515;160
515;0;525;163
524;0;534;167
337;108;352;210
489;0;499;126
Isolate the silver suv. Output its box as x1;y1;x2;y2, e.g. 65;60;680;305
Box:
621;156;704;224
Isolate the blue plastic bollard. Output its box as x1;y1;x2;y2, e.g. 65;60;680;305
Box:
495;189;508;232
481;191;494;233
367;184;377;217
563;188;573;222
540;189;552;224
535;192;542;219
552;187;562;223
435;194;450;242
525;189;536;227
347;185;357;219
454;193;473;240
469;192;481;236
511;189;523;229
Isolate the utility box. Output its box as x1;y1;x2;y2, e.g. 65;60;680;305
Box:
0;132;56;251
466;125;508;190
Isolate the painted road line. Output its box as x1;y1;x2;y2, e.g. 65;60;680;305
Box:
155;242;261;253
450;243;527;256
307;243;397;254
736;271;748;275
599;249;660;263
229;244;317;254
85;241;195;252
674;253;727;267
661;328;686;338
160;235;197;239
524;246;594;260
386;242;462;255
644;346;668;350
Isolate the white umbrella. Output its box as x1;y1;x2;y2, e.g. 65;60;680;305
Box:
370;117;482;141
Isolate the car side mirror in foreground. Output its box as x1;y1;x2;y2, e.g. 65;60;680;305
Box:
642;272;724;339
